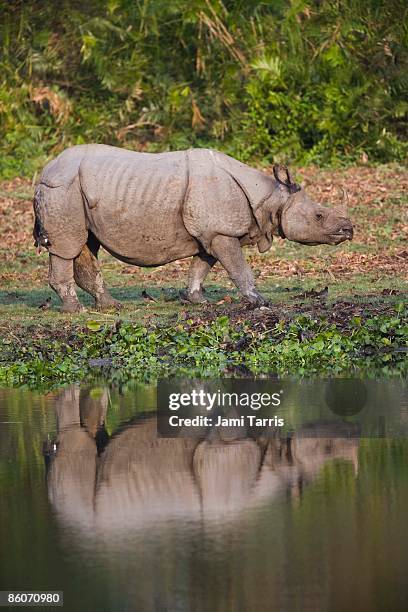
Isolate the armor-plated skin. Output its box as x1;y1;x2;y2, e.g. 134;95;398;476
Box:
33;145;353;312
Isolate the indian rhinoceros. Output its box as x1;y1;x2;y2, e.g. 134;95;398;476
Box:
33;145;353;312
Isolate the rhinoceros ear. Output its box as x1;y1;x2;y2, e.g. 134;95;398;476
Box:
273;164;301;195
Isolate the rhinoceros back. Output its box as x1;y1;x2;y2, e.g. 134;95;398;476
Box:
39;144;126;188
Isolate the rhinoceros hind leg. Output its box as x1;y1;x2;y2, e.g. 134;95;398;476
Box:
210;235;268;306
49;254;85;313
73;240;121;311
186;253;216;303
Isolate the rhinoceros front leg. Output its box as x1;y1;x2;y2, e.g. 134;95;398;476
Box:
49;254;85;313
210;235;268;306
186;253;216;303
73;242;121;311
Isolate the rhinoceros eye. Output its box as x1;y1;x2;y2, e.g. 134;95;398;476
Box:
316;213;323;221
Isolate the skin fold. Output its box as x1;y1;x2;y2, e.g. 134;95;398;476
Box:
33;145;353;312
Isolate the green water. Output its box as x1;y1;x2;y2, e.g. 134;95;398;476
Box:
0;383;408;612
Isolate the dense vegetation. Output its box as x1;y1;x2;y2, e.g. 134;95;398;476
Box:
1;0;407;178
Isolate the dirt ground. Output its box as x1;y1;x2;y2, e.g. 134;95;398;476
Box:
0;163;406;332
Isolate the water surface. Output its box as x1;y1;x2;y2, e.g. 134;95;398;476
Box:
0;383;407;612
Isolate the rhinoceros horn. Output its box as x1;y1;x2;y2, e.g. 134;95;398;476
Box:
335;187;349;217
273;164;301;195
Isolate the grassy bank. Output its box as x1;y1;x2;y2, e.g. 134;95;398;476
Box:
1;302;407;389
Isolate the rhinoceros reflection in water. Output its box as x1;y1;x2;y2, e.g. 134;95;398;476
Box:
45;387;359;532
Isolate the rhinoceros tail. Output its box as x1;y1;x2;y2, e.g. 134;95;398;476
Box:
33;186;51;248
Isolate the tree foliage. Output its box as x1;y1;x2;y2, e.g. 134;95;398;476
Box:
0;0;407;177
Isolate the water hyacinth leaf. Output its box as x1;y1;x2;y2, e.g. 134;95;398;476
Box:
86;320;102;332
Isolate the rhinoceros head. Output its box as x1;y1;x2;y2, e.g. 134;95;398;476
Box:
272;166;353;246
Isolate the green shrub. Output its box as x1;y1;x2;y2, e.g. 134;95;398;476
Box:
0;0;407;178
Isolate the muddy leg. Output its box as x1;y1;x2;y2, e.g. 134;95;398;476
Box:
49;254;84;313
74;241;121;311
210;235;268;306
186;253;216;303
